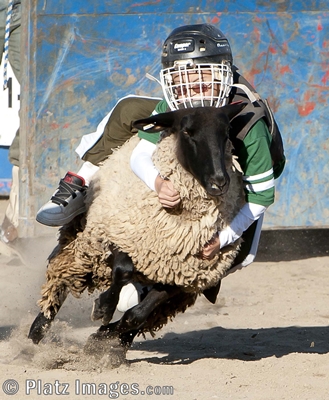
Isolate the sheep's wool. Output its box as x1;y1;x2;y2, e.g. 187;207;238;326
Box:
76;134;244;293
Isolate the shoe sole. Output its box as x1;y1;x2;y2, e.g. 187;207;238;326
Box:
36;206;86;227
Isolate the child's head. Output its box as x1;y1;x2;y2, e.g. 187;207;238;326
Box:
160;24;234;110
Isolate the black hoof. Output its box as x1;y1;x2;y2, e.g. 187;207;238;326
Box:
90;297;104;321
84;323;127;367
91;297;116;325
203;280;221;304
28;312;53;344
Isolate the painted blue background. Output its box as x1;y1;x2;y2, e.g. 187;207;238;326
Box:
19;0;329;236
0;147;12;196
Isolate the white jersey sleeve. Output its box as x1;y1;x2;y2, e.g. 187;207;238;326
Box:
130;139;158;191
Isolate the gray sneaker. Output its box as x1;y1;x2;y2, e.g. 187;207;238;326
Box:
36;172;87;227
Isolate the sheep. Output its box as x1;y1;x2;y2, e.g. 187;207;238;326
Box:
28;103;246;361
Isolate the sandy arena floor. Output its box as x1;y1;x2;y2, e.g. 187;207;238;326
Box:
0;199;328;400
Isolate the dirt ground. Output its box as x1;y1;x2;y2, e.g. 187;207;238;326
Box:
0;199;329;400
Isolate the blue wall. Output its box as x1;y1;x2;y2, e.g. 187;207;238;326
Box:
21;0;329;235
0;147;12;196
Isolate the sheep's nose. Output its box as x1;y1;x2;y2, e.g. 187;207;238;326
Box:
207;178;229;196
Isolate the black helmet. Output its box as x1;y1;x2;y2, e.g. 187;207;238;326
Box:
161;24;233;68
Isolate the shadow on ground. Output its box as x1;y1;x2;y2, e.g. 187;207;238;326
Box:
130;325;329;364
0;326;16;341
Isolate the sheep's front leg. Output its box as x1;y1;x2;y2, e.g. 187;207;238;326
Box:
85;285;180;367
28;309;56;344
85;321;138;353
84;320;139;368
117;284;180;333
91;251;134;325
28;286;69;344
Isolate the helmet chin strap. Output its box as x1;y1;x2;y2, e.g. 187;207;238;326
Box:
145;72;162;86
177;100;212;108
176;98;229;109
231;83;260;103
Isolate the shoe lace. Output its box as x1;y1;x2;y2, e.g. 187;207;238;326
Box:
51;179;85;206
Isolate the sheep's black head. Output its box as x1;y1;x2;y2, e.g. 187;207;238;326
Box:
133;102;246;196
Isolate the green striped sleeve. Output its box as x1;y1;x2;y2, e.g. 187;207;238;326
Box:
239;118;275;207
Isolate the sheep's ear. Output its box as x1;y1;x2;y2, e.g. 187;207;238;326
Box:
133;111;177;133
221;101;248;121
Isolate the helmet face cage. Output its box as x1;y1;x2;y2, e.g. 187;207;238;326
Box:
160;61;233;110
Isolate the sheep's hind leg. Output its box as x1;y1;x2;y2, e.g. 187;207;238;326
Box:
91;251;134;325
203;280;221;304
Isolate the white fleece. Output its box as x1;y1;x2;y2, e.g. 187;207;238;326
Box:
130;139;266;247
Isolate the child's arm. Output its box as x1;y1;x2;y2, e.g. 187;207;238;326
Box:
130;139;158;191
130;139;180;208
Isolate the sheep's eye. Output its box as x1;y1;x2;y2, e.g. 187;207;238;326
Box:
183;130;189;136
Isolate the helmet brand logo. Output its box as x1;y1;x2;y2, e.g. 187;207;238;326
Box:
174;42;192;50
172;39;194;53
